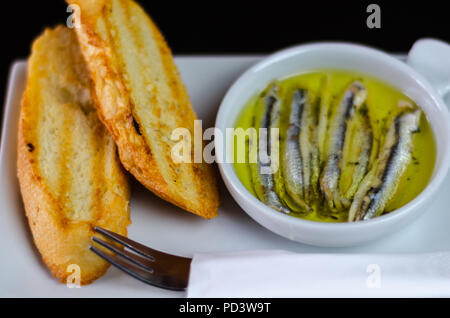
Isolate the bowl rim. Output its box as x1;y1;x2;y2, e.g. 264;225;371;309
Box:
215;41;450;231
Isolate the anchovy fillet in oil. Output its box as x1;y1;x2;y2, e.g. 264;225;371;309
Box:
320;81;368;210
298;89;321;203
348;109;421;221
281;89;313;212
341;106;374;200
317;74;332;164
250;85;291;214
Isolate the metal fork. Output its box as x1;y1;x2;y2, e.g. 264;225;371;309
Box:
90;227;192;291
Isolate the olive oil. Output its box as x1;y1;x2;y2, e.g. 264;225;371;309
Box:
233;71;436;222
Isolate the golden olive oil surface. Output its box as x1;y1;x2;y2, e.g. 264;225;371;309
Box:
233;71;436;222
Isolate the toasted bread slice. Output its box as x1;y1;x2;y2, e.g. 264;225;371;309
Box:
17;26;130;285
68;0;219;219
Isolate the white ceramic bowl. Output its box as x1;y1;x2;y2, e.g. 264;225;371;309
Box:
215;41;450;247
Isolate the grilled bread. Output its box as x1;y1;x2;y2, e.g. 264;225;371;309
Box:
17;26;130;285
68;0;219;219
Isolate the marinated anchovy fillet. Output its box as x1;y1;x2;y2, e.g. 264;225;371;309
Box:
305;90;321;200
295;89;320;204
320;81;368;210
250;85;291;214
348;109;421;221
341;106;374;200
317;74;332;164
281;89;313;212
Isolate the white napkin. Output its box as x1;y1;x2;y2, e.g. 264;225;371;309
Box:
187;250;450;297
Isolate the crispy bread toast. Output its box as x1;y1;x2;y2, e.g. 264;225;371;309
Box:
17;26;130;285
68;0;219;219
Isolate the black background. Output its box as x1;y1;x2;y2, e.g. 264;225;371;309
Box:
1;0;449;112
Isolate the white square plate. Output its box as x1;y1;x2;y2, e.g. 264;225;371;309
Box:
1;56;449;297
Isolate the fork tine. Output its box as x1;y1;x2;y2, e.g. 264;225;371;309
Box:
90;246;187;291
92;236;154;272
92;227;191;290
90;246;154;285
94;227;190;263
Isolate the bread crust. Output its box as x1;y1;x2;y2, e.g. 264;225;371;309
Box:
17;26;130;285
68;0;219;219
